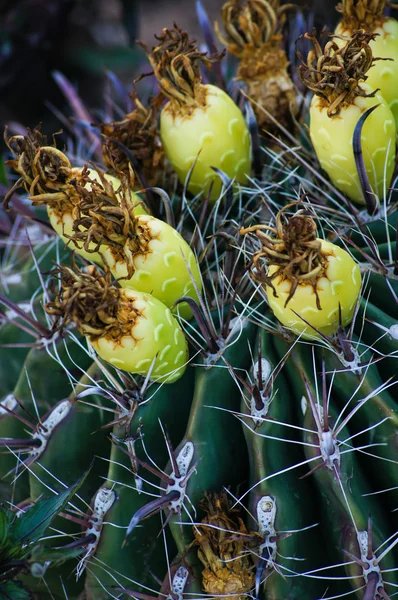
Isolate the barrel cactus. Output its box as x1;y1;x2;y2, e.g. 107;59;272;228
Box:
0;2;397;600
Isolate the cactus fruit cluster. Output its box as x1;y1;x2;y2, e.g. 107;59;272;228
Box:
0;1;397;599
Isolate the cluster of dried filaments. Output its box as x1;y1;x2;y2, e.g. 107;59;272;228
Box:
298;29;382;116
45;264;122;339
241;210;327;309
69;174;150;279
215;0;291;53
101;91;165;187
336;0;396;30
3;127;73;210
215;0;297;131
146;26;223;108
194;491;255;598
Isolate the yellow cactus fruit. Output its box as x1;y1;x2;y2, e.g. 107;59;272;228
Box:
147;26;251;202
3;127;147;264
241;206;362;340
215;0;297;133
71;176;202;320
335;0;398;129
299;30;396;205
45;265;188;383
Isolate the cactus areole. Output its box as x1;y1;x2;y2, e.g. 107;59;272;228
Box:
147;26;252;201
242;207;362;339
45;265;188;383
298;30;396;205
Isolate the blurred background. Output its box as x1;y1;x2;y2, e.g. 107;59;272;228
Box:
0;0;339;139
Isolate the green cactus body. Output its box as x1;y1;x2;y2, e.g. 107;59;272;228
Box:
165;318;256;554
355;300;398;381
334;211;398;248
241;329;328;600
3;335;94;497
83;368;195;599
365;270;398;317
320;342;398;518
274;336;398;596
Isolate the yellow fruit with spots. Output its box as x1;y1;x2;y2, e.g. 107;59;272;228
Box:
160;84;251;201
266;240;361;340
309;89;396;205
299;30;396;205
45;265;188;383
365;20;398;129
91;288;188;383
101;215;202;320
147;27;251;202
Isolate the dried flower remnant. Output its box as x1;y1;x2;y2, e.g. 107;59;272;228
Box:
194;491;255;599
101;91;168;189
4;126;73;211
215;0;298;132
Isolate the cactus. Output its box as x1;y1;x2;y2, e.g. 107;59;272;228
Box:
0;2;397;600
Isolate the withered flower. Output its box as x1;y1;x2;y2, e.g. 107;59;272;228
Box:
101;91;168;189
215;0;298;132
194;491;255;599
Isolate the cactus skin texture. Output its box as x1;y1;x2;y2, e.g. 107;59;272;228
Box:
1;6;398;600
360;21;398;129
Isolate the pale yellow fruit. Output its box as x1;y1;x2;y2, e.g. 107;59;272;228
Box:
90;288;188;383
101;214;202;320
266;240;361;339
309;87;396;204
160;84;252;201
